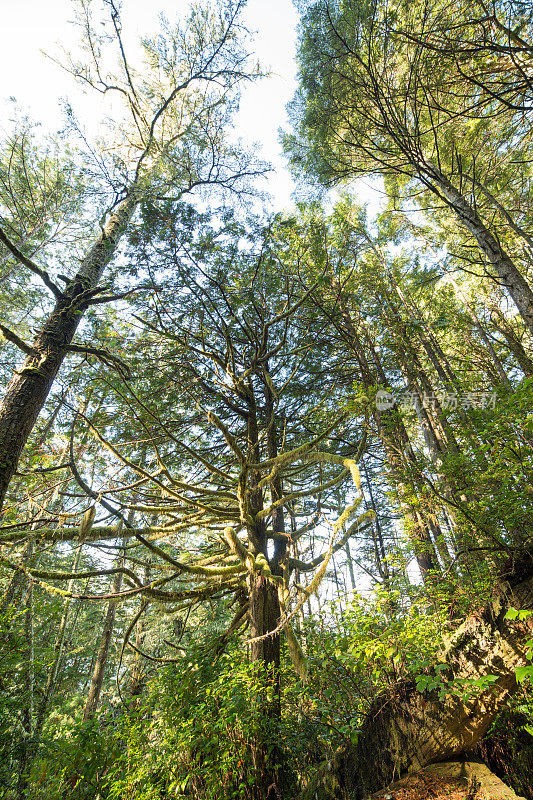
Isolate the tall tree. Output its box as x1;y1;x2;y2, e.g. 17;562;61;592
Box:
0;0;261;512
1;208;371;797
286;0;533;333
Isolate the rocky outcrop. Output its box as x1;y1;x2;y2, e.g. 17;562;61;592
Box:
301;548;533;800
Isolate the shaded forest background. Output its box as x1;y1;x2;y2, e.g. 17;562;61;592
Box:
0;0;533;798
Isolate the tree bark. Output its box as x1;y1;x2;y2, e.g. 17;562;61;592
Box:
361;464;390;587
424;163;533;337
335;297;441;582
15;560;34;800
447;277;512;388
129;565;151;697
244;385;288;800
0;193;137;512
490;307;533;376
248;572;285;800
248;573;281;670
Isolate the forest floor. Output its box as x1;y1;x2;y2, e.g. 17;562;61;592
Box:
370;762;525;800
372;773;468;800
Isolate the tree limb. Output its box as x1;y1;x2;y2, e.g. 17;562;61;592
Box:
0;227;62;298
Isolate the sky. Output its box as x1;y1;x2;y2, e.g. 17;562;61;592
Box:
1;0;301;209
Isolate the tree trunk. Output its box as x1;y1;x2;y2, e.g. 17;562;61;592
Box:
344;539;357;592
0;193;137;512
447;277;512;387
249;573;281;670
248;572;284;800
304;549;533;799
361;464;390;587
129;568;151;697
83;544;124;720
490;307;533;376
20;508;94;793
335;298;441;582
15;563;34;800
245;385;289;799
424;164;533;337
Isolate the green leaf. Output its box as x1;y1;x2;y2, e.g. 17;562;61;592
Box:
515;665;533;684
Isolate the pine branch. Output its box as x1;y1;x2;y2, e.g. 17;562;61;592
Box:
66;344;132;379
0;227;62;298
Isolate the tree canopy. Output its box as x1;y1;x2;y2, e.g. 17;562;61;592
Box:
1;1;533;799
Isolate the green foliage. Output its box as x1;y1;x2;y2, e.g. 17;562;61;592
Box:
437;379;533;538
102;644;302;800
30;709;120;800
2;0;533;796
0;603;31;796
333;585;453;683
308;576;500;710
505;609;533;687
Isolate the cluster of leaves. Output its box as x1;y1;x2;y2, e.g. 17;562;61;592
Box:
28;641;322;800
304;576;501;710
30;710;118;800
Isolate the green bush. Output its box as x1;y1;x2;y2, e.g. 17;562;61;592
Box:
105;644;304;800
